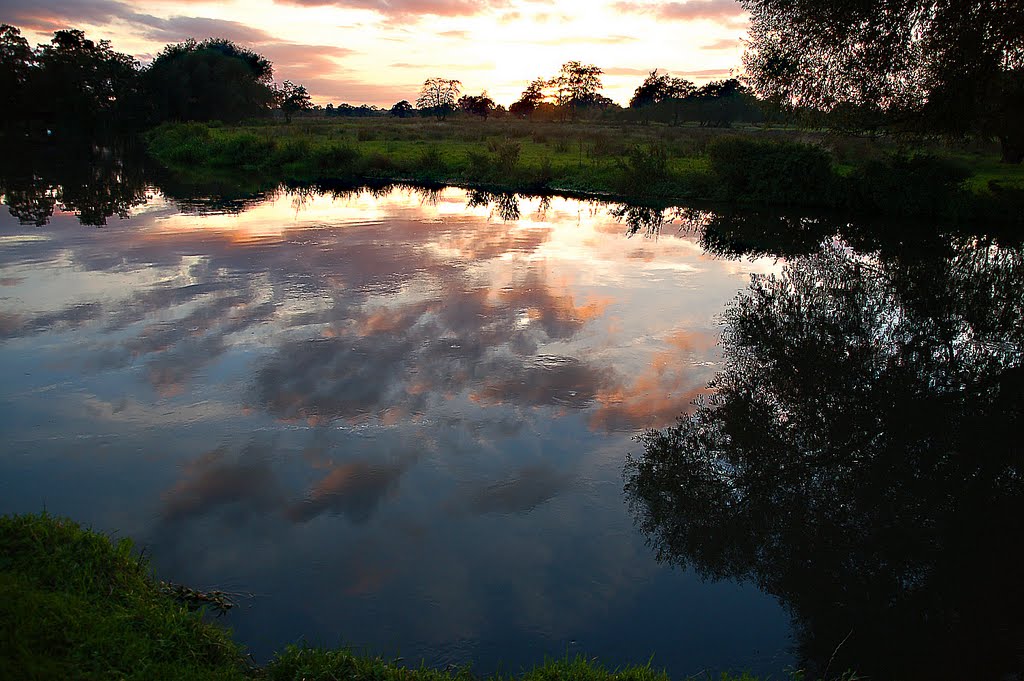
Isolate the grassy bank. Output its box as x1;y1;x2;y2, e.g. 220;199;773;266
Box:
144;118;1024;225
1;513;811;681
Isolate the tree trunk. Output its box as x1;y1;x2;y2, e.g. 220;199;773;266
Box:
1000;135;1023;164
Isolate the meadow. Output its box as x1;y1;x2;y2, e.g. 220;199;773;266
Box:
145;116;1024;224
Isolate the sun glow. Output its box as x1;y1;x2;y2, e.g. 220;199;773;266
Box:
9;0;747;106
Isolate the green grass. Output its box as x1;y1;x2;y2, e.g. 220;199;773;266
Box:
143;118;1024;225
0;512;249;680
0;512;843;681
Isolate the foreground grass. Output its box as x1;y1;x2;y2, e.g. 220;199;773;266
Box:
1;513;809;681
144;117;1024;225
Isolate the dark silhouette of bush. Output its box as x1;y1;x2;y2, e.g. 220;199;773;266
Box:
707;137;837;204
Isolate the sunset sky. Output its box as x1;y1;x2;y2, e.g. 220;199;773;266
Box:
1;0;748;107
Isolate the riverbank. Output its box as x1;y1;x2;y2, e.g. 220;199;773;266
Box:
1;513;810;681
144;118;1024;226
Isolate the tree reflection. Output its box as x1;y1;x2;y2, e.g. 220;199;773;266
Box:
0;140;148;226
467;190;522;222
625;237;1024;679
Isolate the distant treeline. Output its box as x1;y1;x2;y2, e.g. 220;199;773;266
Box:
0;24;311;136
0;23;768;137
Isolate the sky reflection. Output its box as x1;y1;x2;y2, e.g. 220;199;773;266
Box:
0;186;791;676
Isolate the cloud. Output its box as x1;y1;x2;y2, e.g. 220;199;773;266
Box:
679;67;735;77
602;66;661;77
534;34;638;46
161;445;284;523
611;0;745;21
589;329;720;432
702;37;741;50
287;460;408;524
0;0;130;33
272;0;512;18
460;465;573;515
132;15;275;44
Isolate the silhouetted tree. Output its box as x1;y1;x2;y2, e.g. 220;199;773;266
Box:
458;92;495;119
0;24;33;132
629;70;694;108
626;231;1024;679
416;78;461;120
389;100;413;118
549;61;603;119
142;38;276;123
31;29;141;134
277;80;312;122
741;0;1024;163
688;78;757;127
510;77;548;118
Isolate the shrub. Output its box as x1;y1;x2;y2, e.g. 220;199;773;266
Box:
854;154;970;217
311;143;360;174
487;138;521;175
707;137;837;205
216;132;276;167
617;144;670;195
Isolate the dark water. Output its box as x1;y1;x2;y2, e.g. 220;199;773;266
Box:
1;149;1022;680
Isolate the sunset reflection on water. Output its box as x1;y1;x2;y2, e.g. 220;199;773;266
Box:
0;186;791;676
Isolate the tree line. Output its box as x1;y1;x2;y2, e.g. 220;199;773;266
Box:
0;23;760;136
0;24;311;136
4;3;1020;164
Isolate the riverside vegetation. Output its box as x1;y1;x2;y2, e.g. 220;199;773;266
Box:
0;513;832;681
144;118;1024;226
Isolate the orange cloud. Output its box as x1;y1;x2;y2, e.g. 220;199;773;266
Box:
611;0;746;21
590;328;720;431
272;0;512;17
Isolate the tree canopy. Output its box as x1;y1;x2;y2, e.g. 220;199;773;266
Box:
277;80;312;122
629;70;694;108
416;78;462;120
143;38;276;123
740;0;1024;162
458;92;496;118
627;224;1024;678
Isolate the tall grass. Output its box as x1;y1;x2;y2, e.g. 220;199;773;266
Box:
143;119;1024;222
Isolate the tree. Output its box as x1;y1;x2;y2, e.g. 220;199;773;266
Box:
549;61;603;119
277;80;311;122
457;92;495;119
32;29;141;133
510;77;548;118
143;39;276;123
415;78;461;120
389;100;413;118
0;24;33;130
629;70;694;108
627;231;1024;678
740;0;1024;163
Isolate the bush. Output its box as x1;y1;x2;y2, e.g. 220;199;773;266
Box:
853;154;970;217
707;137;837;205
146;122;213;165
617;144;670;195
216;132;276;167
311;143;360;174
487;138;521;175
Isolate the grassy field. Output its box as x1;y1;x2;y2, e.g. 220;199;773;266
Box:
1;513;832;681
144;117;1024;221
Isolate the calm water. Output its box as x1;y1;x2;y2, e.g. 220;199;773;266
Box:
3;159;1023;680
0;184;792;675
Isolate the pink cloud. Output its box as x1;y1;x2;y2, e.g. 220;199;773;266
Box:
611;0;745;21
272;0;512;17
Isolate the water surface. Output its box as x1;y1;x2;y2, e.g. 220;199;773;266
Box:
0;185;794;676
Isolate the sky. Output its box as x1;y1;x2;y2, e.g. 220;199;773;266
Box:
1;0;749;107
